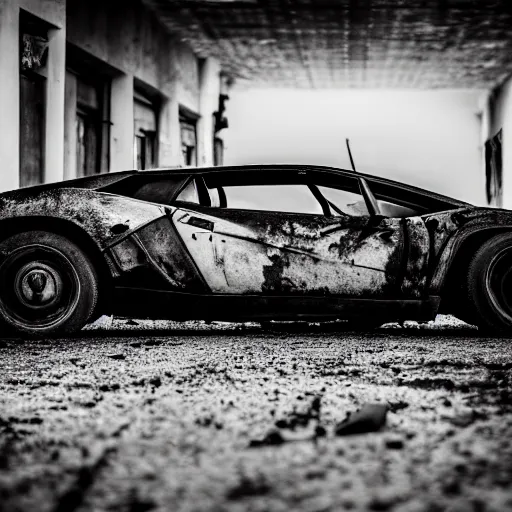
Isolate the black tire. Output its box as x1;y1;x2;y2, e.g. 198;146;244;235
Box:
464;232;512;333
0;230;99;337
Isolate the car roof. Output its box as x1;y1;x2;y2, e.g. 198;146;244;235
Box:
5;164;471;209
140;164;472;208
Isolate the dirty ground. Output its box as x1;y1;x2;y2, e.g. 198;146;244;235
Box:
0;320;511;512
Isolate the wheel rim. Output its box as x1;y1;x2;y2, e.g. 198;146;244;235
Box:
0;244;80;330
485;246;512;323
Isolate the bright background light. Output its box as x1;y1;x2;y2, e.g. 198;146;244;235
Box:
224;89;487;205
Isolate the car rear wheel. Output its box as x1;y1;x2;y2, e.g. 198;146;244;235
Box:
0;230;99;337
465;232;512;333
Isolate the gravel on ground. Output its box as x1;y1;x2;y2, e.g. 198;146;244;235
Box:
0;318;511;512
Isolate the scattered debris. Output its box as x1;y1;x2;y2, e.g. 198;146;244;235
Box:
148;376;161;388
315;425;327;437
335;403;388;436
99;383;120;392
250;395;325;447
387;400;409;413
274;395;322;430
443;409;488;428
249;429;285;448
385;437;404;450
399;378;456;391
106;353;126;360
226;474;272;500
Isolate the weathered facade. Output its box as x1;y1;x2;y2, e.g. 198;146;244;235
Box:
0;0;230;192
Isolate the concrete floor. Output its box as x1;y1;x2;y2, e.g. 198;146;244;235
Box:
0;322;511;512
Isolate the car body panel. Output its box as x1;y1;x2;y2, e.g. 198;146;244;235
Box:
401;217;431;298
110;287;441;323
0;188;164;250
173;205;405;297
426;207;512;294
107;215;208;293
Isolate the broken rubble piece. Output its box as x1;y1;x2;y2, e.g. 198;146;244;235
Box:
249;429;285;448
387;400;409;413
335;403;388;436
385;437;404;449
274;395;323;430
106;353;126;360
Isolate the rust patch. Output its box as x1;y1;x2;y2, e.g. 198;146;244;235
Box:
0;188;165;250
262;253;294;294
401;217;430;298
110;216;206;292
427;207;512;294
174;206;405;297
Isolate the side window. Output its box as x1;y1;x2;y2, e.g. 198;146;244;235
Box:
209;187;221;208
221;184;324;215
317;185;369;216
377;199;418;218
176;179;199;204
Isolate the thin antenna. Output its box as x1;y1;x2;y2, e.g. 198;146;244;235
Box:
345;138;357;173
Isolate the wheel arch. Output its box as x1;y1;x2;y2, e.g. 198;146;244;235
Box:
434;226;512;314
0;216;113;316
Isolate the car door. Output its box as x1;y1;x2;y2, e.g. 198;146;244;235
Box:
172;169;406;298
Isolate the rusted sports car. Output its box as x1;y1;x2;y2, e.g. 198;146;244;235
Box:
0;164;510;336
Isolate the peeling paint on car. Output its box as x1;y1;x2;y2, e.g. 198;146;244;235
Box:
108;216;207;293
401;217;430;298
427;207;512;294
174;207;404;297
0;188;165;250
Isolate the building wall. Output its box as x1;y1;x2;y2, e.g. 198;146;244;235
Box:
0;0;223;192
0;0;67;191
224;89;487;205
487;76;512;209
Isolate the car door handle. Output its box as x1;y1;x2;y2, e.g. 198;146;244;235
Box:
187;216;214;232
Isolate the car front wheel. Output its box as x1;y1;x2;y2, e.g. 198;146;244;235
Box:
0;230;99;337
465;232;512;333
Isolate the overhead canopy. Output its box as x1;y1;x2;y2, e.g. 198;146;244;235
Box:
143;0;512;88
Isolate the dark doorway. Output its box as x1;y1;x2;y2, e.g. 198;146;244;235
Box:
20;72;46;187
179;108;198;167
485;129;503;207
19;12;49;188
134;91;158;170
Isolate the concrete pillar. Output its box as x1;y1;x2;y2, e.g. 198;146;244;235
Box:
197;58;221;167
158;97;181;167
110;74;134;171
478;92;490;207
63;71;77;180
0;0;20;191
502;105;512;210
44;26;66;184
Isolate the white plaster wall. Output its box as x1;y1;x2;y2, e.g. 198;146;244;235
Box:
224;89;487;205
0;0;21;192
489;76;512;210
